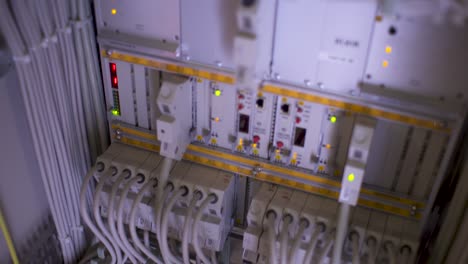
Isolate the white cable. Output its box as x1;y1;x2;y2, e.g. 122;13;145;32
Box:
158;158;174;201
155;185;173;254
92;169;122;264
107;171;138;264
266;211;278;264
302;223;325;264
129;179;163;264
279;215;292;264
144;231;150;248
192;194;217;264
210;250;218;264
351;232;360;264
366;237;378;264
384;241;395;264
161;187;187;264
318;231;335;264
183;192;203;264
399;245;411;264
79;166;116;264
288;219;308;263
332;203;351;264
116;176;147;263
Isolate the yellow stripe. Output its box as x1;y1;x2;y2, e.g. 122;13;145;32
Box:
116;135;422;218
262;84;450;133
102;50;235;84
111;124;158;141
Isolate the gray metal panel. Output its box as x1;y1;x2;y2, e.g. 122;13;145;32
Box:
364;121;393;187
379;123;409;189
364;17;468;103
180;0;237;69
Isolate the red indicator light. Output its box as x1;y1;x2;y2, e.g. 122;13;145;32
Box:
276;141;284;148
110;63;116;73
253;135;260;143
112;76;118;87
295;116;301;123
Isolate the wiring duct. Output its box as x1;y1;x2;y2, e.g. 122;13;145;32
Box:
0;0;108;263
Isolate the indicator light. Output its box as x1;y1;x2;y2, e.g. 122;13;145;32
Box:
325;144;331;149
295;116;301;124
253;135;260;143
382;60;389;68
111;8;117;15
347;173;355;182
214;89;222;97
238;94;245;99
276;141;284;148
111;108;120;116
238;104;244;110
110;63;116;73
252;143;257;148
112;76;118;86
330;115;337;123
385;45;392;54
213;117;220;122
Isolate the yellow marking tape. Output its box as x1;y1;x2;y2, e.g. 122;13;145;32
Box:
102;50;235;84
112;125;425;210
262;84;450;133
111;124;157;141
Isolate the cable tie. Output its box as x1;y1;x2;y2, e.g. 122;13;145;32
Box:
12;54;31;64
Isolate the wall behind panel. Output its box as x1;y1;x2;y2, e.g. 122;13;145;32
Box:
0;66;50;262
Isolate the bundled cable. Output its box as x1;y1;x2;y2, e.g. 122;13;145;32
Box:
288;218;309;263
302;223;325;264
266;211;278;264
192;194;218;264
182;191;203;264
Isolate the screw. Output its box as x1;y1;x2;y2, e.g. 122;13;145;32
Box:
252;165;262;176
184;55;191;61
273;73;281;80
410;205;417;216
115;134;121;140
317;82;324;89
215;61;223;67
106;49;113;56
115;128;122;135
304;80;311;87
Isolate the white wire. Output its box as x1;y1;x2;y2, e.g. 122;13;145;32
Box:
318;232;335;264
332;203;351;264
183;193;202;264
266;212;278;264
79;167;116;264
116;176;147;263
192;194;217;264
107;171;138;264
302;224;324;264
385;242;395;264
351;233;360;264
367;237;377;264
92;169;122;263
129;179;163;264
155;185;172;250
279;215;292;264
161;188;186;264
288;219;308;263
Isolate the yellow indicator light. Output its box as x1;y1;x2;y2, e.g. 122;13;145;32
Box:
281;97;288;103
275;149;280;154
298;101;305;106
318;165;325;172
238;138;243;146
291;159;297;165
257;92;264;97
253;148;259;155
210;138;217;145
330;115;337;123
196;135;203;141
214;117;220;122
292;152;298;159
348;173;355;182
252;143;257;149
382;60;389;68
385;45;392;54
214;89;222;97
111;109;119;116
275;155;281;161
111;8;117;15
325;144;331;149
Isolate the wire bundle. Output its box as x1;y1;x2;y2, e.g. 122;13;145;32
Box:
0;0;107;262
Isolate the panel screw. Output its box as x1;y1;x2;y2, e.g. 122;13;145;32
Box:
106;50;113;56
115;128;122;135
215;61;223;67
304;80;311;87
252;165;262;176
115;134;121;140
317;82;324;89
273;73;281;80
410;205;417;216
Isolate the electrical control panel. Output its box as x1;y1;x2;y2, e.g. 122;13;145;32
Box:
91;1;468;263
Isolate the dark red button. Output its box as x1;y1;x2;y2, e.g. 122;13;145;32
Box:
297;107;303;113
276;141;284;148
296;117;301;123
238;104;244;110
253;135;260;143
238;94;245;99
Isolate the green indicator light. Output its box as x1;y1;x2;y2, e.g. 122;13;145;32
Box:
330;115;337;123
214;89;222;97
347;173;355;182
111;108;120;116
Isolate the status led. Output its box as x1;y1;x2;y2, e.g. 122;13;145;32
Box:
382;60;389;68
330;115;337;123
214;89;222;97
347;173;355;182
385;45;392;54
111;108;120;116
111;8;117;15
